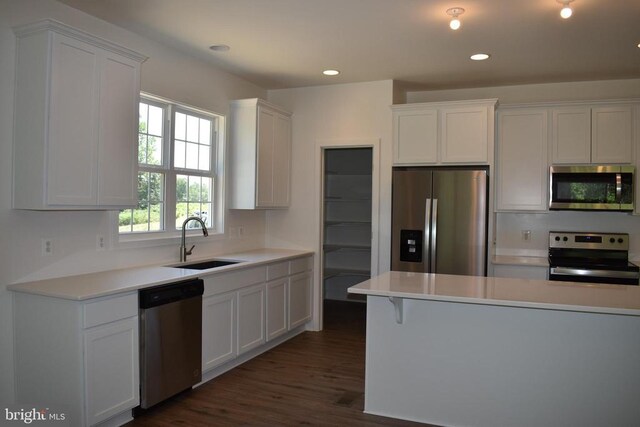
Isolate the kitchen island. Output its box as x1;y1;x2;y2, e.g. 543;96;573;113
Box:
348;272;640;427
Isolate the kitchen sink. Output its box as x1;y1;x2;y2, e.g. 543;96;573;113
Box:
170;259;241;270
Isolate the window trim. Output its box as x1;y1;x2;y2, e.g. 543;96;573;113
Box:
117;93;226;245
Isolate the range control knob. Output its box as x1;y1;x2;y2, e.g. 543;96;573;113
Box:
618;238;624;244
555;236;561;241
563;236;568;242
610;238;616;243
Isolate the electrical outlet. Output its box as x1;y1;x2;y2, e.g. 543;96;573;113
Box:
42;239;53;256
238;226;244;238
522;230;532;241
97;235;105;251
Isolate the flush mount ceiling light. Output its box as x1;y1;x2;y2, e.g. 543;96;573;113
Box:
557;0;575;19
470;53;490;61
209;44;230;52
446;7;465;30
323;69;340;76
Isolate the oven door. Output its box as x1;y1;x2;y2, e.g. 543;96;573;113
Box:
549;266;639;285
549;165;633;211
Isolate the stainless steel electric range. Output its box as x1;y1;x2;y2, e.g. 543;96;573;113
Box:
548;231;640;286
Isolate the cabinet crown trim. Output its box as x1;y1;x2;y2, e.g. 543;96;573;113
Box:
231;98;292;117
498;98;640;110
13;19;148;63
391;98;498;112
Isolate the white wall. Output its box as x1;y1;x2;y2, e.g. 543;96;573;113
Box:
266;80;394;329
0;0;269;403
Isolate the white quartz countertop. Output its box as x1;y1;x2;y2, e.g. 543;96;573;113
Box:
8;248;313;301
348;271;640;316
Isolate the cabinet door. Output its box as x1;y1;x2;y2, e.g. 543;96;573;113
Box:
288;272;312;329
551;107;591;164
272;113;291;207
202;292;237;372
440;106;489;163
48;33;99;206
237;283;266;354
393;109;438;164
256;107;275;207
592;106;633;164
84;317;139;426
266;278;288;341
97;52;140;207
496;109;548;211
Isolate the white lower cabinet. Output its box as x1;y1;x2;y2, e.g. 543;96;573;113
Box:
237;283;266;354
202;292;237;371
493;265;548;280
266;278;288;341
289;272;312;329
13;292;139;426
201;255;313;374
84;317;139;426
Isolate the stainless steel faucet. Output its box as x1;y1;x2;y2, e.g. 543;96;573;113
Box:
180;216;209;262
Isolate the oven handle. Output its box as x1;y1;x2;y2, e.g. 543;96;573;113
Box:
615;173;622;204
550;267;640;279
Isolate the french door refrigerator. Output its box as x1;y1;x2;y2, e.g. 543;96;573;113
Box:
391;167;489;276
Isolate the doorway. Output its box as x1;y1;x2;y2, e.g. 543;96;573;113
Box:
321;147;373;329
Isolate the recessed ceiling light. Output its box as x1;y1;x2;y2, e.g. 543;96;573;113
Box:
323;69;340;76
470;53;490;61
209;44;230;52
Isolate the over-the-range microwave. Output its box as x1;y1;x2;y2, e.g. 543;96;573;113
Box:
549;165;634;211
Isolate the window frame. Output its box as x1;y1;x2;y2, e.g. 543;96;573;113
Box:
118;93;226;245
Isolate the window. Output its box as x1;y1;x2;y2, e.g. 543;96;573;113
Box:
119;94;224;237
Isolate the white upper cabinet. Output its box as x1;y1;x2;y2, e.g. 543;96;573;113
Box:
393;108;438;164
392;99;497;165
229;98;292;209
440;105;490;163
12;20;145;210
551;107;591;164
551;105;633;164
496;108;549;211
591;106;633;164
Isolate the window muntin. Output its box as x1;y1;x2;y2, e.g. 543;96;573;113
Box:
120;95;222;237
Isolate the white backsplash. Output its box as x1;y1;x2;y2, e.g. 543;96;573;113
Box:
495;211;640;260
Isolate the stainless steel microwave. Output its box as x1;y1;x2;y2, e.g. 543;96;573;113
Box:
549;165;634;211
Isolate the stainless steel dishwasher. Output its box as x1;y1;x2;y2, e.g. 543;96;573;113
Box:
139;278;204;409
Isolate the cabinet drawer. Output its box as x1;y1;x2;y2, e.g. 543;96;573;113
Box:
267;262;289;281
203;266;267;297
83;292;138;329
290;256;312;275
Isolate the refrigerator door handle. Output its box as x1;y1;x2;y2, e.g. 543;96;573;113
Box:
424;198;432;272
430;199;438;273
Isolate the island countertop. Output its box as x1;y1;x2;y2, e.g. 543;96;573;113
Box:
348;271;640;316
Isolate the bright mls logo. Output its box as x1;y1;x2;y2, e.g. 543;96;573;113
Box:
3;406;67;425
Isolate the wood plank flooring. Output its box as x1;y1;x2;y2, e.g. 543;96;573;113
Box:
127;301;432;426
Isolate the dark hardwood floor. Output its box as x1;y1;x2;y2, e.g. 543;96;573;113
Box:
127;300;430;426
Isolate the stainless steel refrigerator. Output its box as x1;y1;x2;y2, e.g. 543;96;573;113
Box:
391;167;489;276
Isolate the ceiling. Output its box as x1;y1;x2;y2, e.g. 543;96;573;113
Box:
57;0;640;90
